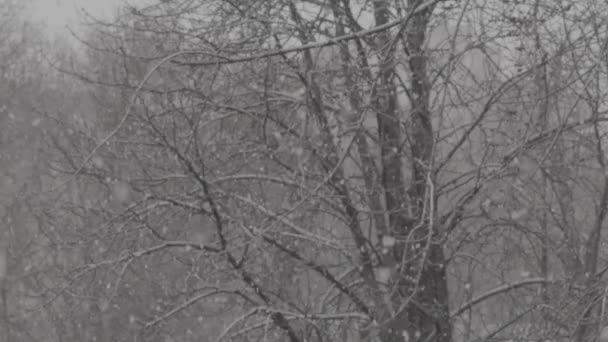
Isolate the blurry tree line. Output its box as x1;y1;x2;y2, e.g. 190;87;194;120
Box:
4;0;608;341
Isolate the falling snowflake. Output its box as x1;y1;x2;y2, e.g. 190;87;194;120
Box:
99;299;109;311
92;156;104;168
599;326;608;342
510;208;528;220
382;235;396;248
293;147;304;157
482;199;492;210
376;266;392;284
0;246;6;279
111;181;130;203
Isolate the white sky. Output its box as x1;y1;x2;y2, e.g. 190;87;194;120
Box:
27;0;127;34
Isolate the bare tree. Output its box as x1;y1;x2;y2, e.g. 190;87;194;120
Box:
28;0;608;341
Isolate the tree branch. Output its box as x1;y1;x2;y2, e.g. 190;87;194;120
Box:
450;277;549;318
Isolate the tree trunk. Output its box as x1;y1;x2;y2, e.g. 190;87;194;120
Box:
372;1;451;341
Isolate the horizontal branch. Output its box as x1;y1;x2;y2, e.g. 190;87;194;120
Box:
450;277;549;318
143;289;243;329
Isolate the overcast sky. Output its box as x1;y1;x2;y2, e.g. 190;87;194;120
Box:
27;0;127;34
